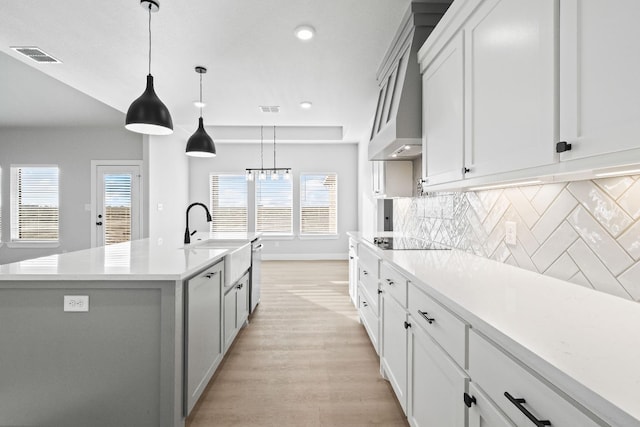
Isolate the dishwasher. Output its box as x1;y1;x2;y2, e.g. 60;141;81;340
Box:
249;237;263;314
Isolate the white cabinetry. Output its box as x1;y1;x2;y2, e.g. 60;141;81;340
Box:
223;271;249;353
468;330;600;427
348;238;358;307
184;262;223;415
371;161;414;198
357;244;381;354
466;383;515;427
422;32;464;186
380;262;410;413
408;320;469;427
559;0;640;163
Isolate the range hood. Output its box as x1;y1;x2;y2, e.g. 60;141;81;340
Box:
368;1;452;161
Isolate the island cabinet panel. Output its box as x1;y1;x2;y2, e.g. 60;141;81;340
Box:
0;281;173;427
184;262;223;415
559;0;640;162
467;382;516;427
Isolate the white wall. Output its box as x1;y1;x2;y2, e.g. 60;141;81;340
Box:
0;126;143;264
358;137;379;235
147;130;190;248
189;142;358;259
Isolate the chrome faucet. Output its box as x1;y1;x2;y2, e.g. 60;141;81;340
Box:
184;202;212;244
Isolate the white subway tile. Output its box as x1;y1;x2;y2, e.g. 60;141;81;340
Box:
504;187;540;228
532;222;579;272
544;253;579;281
617;262;640;301
531;182;566;215
532;189;578;243
617;179;640;220
594;176;634;199
567;180;632;237
617;221;640;261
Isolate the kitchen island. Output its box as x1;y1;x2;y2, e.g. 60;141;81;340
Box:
0;235;259;427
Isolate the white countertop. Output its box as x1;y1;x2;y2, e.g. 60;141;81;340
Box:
349;232;640;426
190;232;262;242
0;237;256;281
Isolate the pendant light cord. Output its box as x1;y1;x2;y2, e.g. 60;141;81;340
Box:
260;125;264;170
148;4;152;75
199;72;203;118
273;125;277;169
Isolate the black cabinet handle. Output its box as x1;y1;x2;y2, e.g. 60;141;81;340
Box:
462;167;470;174
377;289;383;294
349;256;354;260
363;270;368;276
404;321;411;329
362;301;368;307
556;141;572;153
418;310;435;324
205;272;217;279
463;393;476;408
504;392;551;426
236;283;243;289
96;222;103;226
385;278;395;286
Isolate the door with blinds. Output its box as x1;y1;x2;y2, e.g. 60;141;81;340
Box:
95;165;141;247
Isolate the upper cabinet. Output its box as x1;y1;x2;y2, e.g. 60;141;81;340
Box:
419;0;640;189
558;0;640;162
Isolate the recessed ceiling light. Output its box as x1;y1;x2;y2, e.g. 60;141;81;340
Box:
300;101;313;109
294;25;315;41
404;145;411;150
193;101;206;108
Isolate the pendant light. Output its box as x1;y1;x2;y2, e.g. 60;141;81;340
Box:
186;66;216;157
246;125;291;180
125;0;173;135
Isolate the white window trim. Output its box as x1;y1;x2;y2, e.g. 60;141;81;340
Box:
10;164;60;247
299;171;338;237
90;160;144;248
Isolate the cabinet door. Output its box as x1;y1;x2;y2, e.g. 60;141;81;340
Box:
559;0;640;162
422;32;465;186
464;0;557;178
408;322;468;427
381;293;408;413
467;383;515;427
223;287;237;353
185;267;222;415
348;240;358;307
236;274;248;328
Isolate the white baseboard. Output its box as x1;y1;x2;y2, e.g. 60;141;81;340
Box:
261;252;348;261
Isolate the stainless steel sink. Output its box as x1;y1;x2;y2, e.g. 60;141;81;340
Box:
190;240;251;287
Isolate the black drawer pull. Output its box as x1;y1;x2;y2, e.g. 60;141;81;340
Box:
363;270;368;276
404;321;411;329
463;392;476;408
385;278;395;286
504;392;551;426
418;310;435;324
377;289;383;294
362;301;368;307
205;272;217;279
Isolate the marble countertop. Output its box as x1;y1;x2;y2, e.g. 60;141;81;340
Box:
0;235;258;281
349;231;640;426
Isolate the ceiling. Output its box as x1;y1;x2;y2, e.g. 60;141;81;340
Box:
0;0;410;141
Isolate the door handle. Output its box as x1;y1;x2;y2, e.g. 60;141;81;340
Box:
96;222;103;226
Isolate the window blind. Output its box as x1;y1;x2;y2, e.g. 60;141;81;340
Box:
104;174;132;245
300;173;338;235
11;166;59;241
256;178;292;234
210;174;248;232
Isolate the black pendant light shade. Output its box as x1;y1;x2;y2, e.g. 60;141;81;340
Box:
186;117;216;157
125;0;173;136
186;66;216;157
125;74;173;135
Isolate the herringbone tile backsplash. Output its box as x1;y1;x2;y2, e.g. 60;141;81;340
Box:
394;176;640;301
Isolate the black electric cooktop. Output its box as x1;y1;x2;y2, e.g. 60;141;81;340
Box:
372;237;450;250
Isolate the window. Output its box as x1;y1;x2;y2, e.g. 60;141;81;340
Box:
210;174;248;232
300;173;338;235
103;174;132;245
10;166;59;242
256;178;292;234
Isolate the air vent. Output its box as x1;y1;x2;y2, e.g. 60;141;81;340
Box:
259;105;280;113
10;46;61;64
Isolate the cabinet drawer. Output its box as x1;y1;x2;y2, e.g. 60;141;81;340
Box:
380;262;408;308
358;244;379;276
358;285;379;355
359;264;379;313
408;283;468;369
469;330;601;427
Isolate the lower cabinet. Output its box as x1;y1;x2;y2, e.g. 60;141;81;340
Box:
184;262;224;415
466;383;515;427
358;284;380;355
381;291;408;413
407;320;469;427
223;271;250;353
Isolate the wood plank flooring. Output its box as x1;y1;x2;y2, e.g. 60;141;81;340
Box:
186;260;409;427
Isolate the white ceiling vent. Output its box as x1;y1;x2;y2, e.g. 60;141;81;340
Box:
10;46;61;64
259;105;280;113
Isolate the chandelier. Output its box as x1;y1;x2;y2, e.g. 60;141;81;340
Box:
246;126;291;181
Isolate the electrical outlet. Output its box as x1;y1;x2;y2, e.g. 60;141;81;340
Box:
505;221;517;246
64;295;89;312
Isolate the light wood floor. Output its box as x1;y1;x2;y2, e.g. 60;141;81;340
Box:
186;260;409;427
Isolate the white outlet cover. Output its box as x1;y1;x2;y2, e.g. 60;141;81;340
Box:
64;295;89;312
